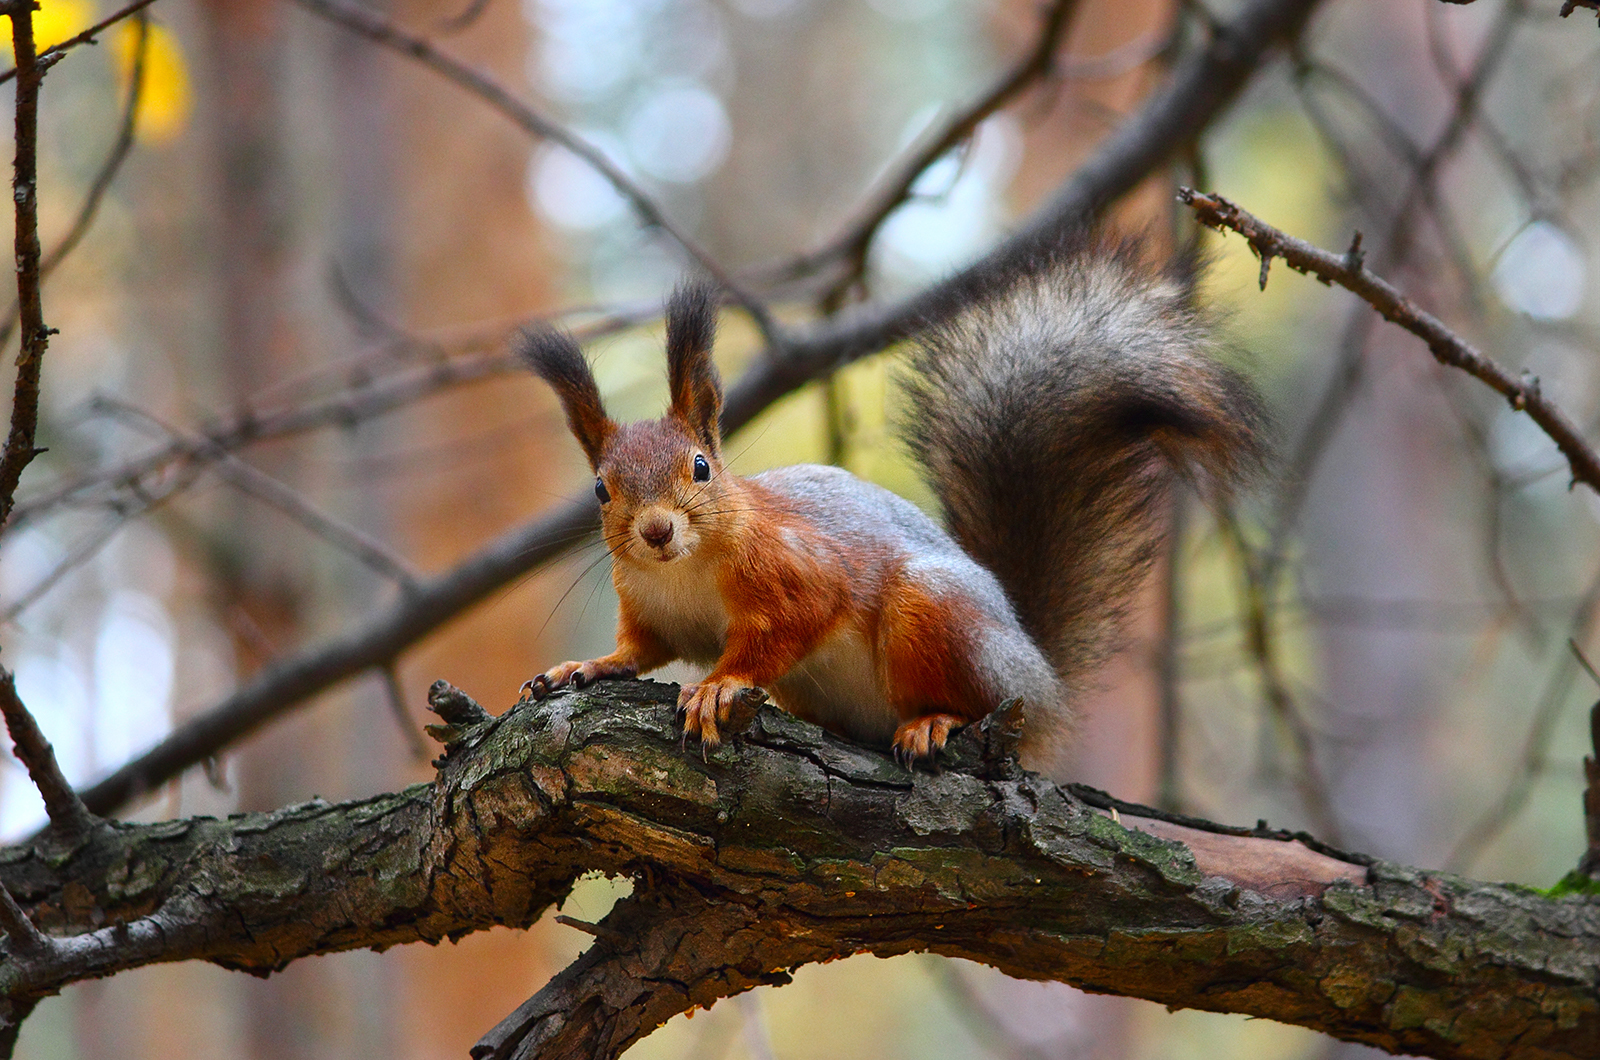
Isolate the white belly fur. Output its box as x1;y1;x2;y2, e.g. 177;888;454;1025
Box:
617;555;730;665
773;626;899;746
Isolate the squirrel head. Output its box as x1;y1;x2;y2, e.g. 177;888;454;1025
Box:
518;283;732;565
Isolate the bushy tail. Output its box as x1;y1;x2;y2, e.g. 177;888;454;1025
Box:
903;236;1265;693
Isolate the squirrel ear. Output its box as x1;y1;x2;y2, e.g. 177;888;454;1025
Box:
665;283;723;457
516;326;617;470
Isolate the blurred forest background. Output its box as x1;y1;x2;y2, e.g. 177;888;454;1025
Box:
0;0;1595;1057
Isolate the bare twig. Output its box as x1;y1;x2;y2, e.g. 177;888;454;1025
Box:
93;396;423;589
0;2;52;531
0;667;96;837
1260;0;1529;589
435;0;493;34
773;0;1087;300
73;0;1323;817
1220;513;1340;840
9;273;659;534
12;351;512;529
286;0;784;348
380;665;431;762
1446;625;1600;873
0;0;163;85
0;883;46;957
1181;189;1600;496
2;514;139;623
0;14;149;351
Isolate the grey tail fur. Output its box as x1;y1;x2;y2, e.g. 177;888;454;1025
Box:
903;235;1265;694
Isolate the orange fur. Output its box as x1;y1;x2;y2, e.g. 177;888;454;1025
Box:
878;578;994;724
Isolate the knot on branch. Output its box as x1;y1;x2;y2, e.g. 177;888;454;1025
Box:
424;679;493;761
974;696;1025;779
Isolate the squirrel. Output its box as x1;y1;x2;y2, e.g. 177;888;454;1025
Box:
519;236;1264;771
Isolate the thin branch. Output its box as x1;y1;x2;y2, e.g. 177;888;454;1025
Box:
0;667;95;837
285;0;785;348
93;396;423;590
380;666;431;763
1220;512;1341;840
0;2;52;531
0;14;149;351
1447;610;1600;873
435;0;493;35
772;0;1087;299
1582;700;1599;878
1181;189;1600;495
2;514;148;623
1258;0;1528;590
211;453;423;589
0;0;163;85
0;884;45;958
10;295;660;534
73;0;1324;817
42;16;146;272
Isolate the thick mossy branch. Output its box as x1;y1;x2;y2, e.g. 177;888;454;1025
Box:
0;681;1594;1060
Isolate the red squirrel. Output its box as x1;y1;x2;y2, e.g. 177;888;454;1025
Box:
521;238;1263;770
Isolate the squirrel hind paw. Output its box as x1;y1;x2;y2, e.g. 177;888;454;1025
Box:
892;714;963;765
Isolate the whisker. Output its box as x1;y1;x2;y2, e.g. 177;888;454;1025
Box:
536;545;619;640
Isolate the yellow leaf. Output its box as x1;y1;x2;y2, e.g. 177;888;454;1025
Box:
111;20;190;145
2;0;94;58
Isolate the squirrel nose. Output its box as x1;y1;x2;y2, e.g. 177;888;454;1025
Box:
639;517;674;548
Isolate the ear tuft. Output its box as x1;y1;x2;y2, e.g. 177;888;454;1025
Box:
665;283;723;456
516;326;616;470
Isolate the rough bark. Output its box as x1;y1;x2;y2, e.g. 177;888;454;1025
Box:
1;681;1594;1060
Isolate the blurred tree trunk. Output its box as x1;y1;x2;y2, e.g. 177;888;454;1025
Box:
383;2;565;1057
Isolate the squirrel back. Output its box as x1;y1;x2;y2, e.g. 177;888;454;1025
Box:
904;236;1264;704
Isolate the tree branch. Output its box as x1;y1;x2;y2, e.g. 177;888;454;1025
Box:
0;0;52;530
0;667;96;838
4;683;1593;1060
1178;188;1600;496
0;13;148;352
770;0;1090;300
10;303;657;532
0;0;163;86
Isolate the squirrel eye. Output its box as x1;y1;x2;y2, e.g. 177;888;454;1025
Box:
692;454;711;482
594;477;610;503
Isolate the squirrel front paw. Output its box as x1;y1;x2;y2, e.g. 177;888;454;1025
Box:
522;658;637;699
892;714;963;765
677;678;763;750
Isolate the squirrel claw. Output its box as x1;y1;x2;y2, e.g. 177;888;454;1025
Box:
678;677;756;752
526;658;635;700
892;714;962;767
